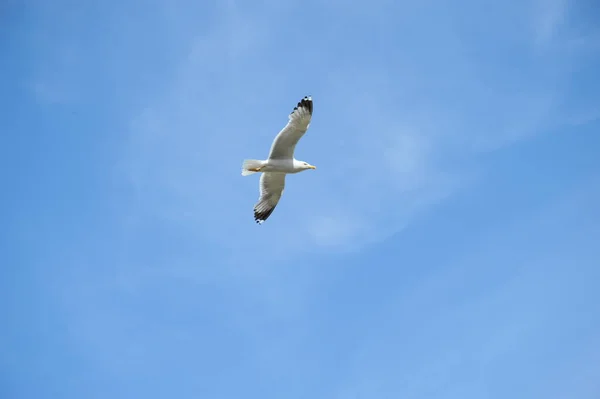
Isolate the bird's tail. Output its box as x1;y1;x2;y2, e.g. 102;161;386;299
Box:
241;159;264;176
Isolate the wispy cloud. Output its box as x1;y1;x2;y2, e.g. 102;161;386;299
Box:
5;1;600;398
330;176;600;398
532;0;567;47
122;0;579;262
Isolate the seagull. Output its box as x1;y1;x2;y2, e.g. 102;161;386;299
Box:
241;95;316;224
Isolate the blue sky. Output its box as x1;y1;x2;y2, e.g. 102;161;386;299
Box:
1;0;600;398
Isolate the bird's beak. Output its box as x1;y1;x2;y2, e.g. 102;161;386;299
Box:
308;165;317;169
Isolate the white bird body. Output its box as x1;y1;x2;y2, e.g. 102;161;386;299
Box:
241;96;316;224
242;158;313;175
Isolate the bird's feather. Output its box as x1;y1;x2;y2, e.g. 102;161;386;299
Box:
253;172;286;224
267;96;313;160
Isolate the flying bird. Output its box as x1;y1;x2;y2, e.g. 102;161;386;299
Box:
241;95;316;224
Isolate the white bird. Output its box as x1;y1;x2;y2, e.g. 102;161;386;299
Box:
241;95;317;224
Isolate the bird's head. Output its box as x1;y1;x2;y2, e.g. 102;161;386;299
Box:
301;161;317;170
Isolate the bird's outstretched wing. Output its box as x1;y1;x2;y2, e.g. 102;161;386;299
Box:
254;172;286;224
267;96;313;160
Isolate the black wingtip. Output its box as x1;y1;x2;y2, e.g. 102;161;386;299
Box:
254;207;275;224
291;95;313;116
